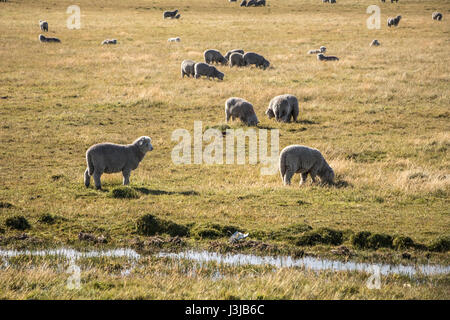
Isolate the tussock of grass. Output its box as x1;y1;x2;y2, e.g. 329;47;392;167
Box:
296;228;343;246
428;236;450;252
136;214;189;237
38;213;57;225
190;223;240;239
0;202;13;209
393;235;415;250
109;186;140;199
5;216;30;231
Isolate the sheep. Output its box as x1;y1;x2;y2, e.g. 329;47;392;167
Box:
266;94;299;123
370;39;380;46
240;0;247;6
225;97;259;126
246;0;257;6
243;52;270;69
181;60;196;78
387;15;401;27
39;34;61;43
317;53;339;61
229;0;237;2
204;49;228;65
331;0;336;3
175;14;181;19
432;12;443;21
229;52;245;67
255;0;266;6
279;145;334;186
194;62;224;80
391;0;398;3
168;37;181;42
307;46;326;54
101;39;117;45
39;20;48;32
84;136;153;190
224;49;244;61
163;9;179;19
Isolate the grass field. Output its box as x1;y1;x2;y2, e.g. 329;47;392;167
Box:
0;0;449;299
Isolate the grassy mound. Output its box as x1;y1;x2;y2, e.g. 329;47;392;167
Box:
428;236;450;252
5;215;30;230
109;186;140;199
136;214;189;237
190;223;240;239
296;228;343;246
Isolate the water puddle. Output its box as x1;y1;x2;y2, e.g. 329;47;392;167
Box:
0;248;449;278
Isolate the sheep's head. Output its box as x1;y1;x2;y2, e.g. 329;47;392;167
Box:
219;57;228;65
320;46;326;53
262;59;270;69
39;34;45;41
265;108;275;119
319;165;335;184
247;114;259;126
215;70;224;80
317;53;325;60
135;136;153;153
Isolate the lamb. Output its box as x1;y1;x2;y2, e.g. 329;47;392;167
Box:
39;20;48;32
266;94;299;123
370;39;380;46
229;52;245;67
101;39;117;45
240;0;247;6
225;97;259;126
84;136;153;190
432;12;443;21
317;53;339;61
204;49;228;65
255;0;266;6
243;52;270;69
194;62;224;80
181;60;196;78
39;34;61;43
279;145;335;186
224;49;244;61
387;15;401;27
308;46;326;54
168;37;181;42
163;10;179;19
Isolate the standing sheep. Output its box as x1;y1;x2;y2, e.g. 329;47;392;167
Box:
240;0;247;7
204;49;228;65
39;20;48;32
255;0;266;6
181;60;196;78
229;52;245;67
370;39;380;46
243;52;270;69
387;15;401;27
317;53;339;61
279;145;334;186
308;46;326;54
101;39;117;45
432;12;443;21
39;34;61;43
163;10;179;19
84;136;153;190
194;62;224;80
266;94;299;123
225;97;259;126
224;49;245;61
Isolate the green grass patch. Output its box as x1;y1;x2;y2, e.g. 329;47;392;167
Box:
136;214;189;237
5;216;31;231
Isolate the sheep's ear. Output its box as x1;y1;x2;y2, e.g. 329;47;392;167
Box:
138;139;144;146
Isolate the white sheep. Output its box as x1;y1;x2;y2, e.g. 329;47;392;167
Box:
432;12;443;21
181;60;196;78
266;94;299;123
225;97;259;126
229;52;245;67
387;15;401;27
308;46;326;54
168;37;181;42
84;136;153;189
101;39;117;45
224;49;245;61
279;145;334;186
194;62;224;80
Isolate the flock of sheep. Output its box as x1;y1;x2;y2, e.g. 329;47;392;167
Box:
29;2;444;189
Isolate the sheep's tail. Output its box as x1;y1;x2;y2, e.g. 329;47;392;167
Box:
279;150;286;181
86;152;94;176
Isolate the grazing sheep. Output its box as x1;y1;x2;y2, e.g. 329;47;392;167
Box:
224;49;245;61
279;145;334;186
255;0;266;6
194;62;224;80
229;0;237;2
240;0;247;6
308;46;326;54
39;20;48;32
39;34;61;43
246;0;257;6
84;136;153;189
181;60;196;78
432;12;443;21
370;39;380;46
266;94;299;123
229;52;245;67
204;49;228;65
317;53;339;61
163;9;179;19
168;37;181;42
243;52;270;69
225;97;259;126
101;39;117;45
387;15;401;27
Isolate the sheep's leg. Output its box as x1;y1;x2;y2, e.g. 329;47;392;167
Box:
283;169;295;186
93;172;102;190
122;170;131;185
310;172;317;184
300;173;308;185
226;112;231;122
84;169;91;187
